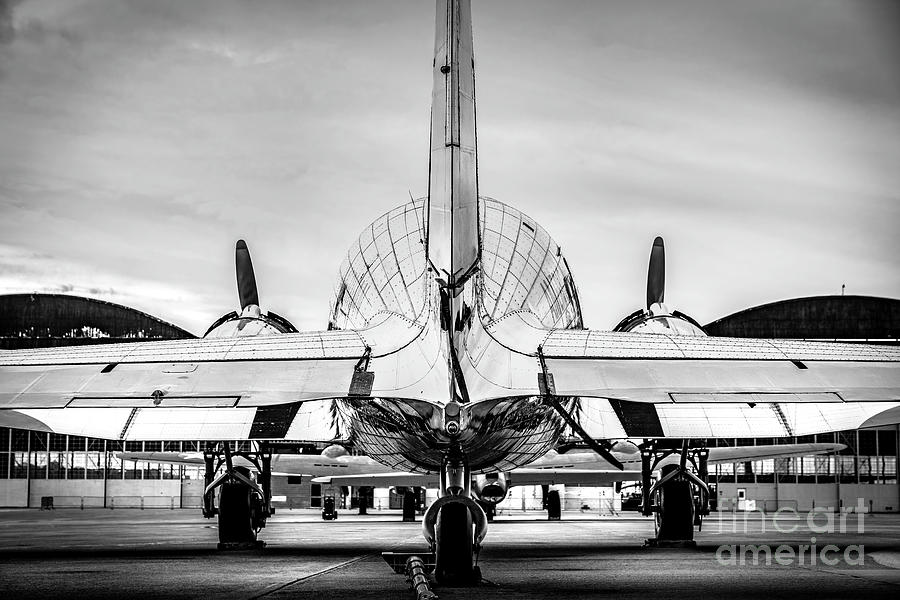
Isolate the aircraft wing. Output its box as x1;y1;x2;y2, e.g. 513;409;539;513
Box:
118;451;205;466
118;455;639;486
468;316;900;438
704;442;844;463
311;469;636;488
0;313;449;440
506;468;639;486
538;329;900;403
312;472;440;488
116;451;334;477
500;443;846;487
0;330;370;410
0;325;393;441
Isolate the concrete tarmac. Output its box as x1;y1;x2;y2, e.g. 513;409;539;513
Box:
1;508;899;599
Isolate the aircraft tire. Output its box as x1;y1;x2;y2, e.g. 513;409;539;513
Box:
218;482;256;545
434;502;478;585
656;477;694;541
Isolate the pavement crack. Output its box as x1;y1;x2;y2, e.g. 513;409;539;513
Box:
245;553;375;599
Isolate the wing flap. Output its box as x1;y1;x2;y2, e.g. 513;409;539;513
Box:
67;396;240;408
7;397;340;441
669;392;843;403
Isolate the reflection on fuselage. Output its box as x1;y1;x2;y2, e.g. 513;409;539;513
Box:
339;396;575;473
328;197;584;473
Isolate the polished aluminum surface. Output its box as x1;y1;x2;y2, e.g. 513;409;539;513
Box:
329;197;583;331
324;194;585;471
339;396;572;473
427;0;479;287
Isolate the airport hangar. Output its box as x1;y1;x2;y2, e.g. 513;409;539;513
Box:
0;292;897;513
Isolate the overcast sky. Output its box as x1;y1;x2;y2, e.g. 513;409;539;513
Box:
1;0;898;335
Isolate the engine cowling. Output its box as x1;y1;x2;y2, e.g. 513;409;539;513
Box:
612;303;706;336
609;440;640;455
472;472;508;505
321;444;348;459
204;305;297;338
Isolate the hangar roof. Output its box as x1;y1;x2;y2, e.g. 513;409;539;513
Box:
704;295;900;341
0;293;195;348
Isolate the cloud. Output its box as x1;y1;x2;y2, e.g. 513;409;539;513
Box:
0;0;897;334
0;0;19;45
0;0;80;45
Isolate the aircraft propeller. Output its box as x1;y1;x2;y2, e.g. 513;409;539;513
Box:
202;239;298;337
235;239;260;311
646;236;665;309
612;236;706;335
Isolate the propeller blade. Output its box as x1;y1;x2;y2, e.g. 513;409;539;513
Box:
235;239;259;310
646;236;665;309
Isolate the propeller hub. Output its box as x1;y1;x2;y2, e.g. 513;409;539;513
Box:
648;302;670;317
240;305;262;319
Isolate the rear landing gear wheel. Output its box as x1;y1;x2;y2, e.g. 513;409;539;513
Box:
218;481;258;548
655;465;694;542
434;502;480;585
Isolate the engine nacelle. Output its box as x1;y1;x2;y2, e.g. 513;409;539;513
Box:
204;305;298;338
609;440;640;455
321;444;348;459
613;303;706;336
472;472;508;505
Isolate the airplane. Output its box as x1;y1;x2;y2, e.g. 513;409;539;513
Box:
1;0;899;586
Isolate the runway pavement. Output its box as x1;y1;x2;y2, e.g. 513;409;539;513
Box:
0;508;898;599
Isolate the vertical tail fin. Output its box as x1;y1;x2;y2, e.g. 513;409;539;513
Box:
426;0;480;287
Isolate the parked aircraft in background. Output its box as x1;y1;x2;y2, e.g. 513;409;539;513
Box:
1;0;899;585
123;441;845;517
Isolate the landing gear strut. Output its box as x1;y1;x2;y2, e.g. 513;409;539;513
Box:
202;442;273;549
422;448;487;585
641;440;709;546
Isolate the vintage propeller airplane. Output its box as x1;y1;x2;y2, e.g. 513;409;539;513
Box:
1;0;899;585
